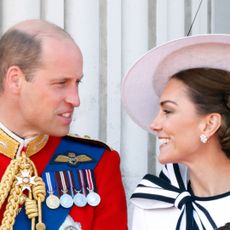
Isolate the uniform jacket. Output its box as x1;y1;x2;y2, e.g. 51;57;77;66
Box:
0;134;128;230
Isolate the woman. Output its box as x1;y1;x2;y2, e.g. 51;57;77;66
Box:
121;34;230;229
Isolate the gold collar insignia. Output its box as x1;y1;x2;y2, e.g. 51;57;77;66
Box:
0;126;49;159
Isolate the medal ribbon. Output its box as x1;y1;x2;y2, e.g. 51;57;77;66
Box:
45;172;57;195
67;170;75;197
78;170;87;196
85;169;96;192
59;171;69;194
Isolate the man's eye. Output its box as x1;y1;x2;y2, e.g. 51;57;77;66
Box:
54;81;67;86
76;79;82;85
59;81;66;85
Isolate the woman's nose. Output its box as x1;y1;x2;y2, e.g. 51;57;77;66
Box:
149;113;162;133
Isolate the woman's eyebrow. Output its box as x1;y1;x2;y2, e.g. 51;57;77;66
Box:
160;100;178;107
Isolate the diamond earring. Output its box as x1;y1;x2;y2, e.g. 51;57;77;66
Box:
200;134;208;143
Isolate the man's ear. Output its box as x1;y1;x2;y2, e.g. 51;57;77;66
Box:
202;113;222;137
5;66;24;93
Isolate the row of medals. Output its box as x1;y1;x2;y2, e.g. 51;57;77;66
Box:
46;190;101;209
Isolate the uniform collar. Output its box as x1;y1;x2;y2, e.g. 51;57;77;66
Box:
0;122;49;159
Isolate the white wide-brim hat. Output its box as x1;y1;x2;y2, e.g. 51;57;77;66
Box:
121;34;230;133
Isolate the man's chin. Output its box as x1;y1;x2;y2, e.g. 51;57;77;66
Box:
48;127;70;137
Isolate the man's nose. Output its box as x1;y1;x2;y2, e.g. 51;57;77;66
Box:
65;87;80;107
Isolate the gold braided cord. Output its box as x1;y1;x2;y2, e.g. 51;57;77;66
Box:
30;163;46;202
0;181;23;230
32;177;46;227
0;153;46;230
27;193;37;230
0;159;20;208
25;198;38;219
29;156;46;230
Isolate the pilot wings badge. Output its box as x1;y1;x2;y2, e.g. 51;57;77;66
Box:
54;152;94;166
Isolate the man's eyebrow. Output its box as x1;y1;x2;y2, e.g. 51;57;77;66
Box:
49;75;83;82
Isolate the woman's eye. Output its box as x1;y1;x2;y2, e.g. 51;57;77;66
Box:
163;109;172;114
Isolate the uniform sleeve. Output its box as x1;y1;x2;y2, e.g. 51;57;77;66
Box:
93;149;128;230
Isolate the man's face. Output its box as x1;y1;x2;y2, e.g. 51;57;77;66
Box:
18;38;83;137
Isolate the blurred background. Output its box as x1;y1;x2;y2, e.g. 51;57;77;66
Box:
0;0;229;228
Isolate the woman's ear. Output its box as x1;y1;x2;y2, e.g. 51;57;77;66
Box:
203;113;222;137
5;66;24;93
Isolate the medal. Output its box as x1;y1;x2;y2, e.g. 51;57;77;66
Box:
46;194;60;209
56;171;73;208
73;192;87;207
44;172;60;209
68;170;87;207
87;191;101;206
60;193;73;208
84;169;101;206
15;169;36;191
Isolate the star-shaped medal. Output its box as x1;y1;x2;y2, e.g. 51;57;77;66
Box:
16;170;36;191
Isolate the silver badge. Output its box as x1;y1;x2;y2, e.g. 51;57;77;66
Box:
87;191;101;206
73;193;87;207
46;194;60;209
64;226;78;230
60;194;73;208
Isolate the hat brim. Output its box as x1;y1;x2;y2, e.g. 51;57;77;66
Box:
121;34;230;133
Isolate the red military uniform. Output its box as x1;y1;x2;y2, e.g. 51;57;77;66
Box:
0;127;127;230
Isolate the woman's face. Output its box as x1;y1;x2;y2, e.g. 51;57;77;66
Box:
150;78;206;164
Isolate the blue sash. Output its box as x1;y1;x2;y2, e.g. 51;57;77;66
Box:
14;136;105;229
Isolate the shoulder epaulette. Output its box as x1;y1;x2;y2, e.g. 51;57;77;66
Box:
65;134;112;151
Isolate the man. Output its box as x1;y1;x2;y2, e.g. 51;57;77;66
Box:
0;19;127;230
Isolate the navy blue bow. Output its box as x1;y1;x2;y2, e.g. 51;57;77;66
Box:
131;164;217;230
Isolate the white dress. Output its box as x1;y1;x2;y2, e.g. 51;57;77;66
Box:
131;163;230;230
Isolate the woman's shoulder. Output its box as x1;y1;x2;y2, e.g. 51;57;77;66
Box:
132;204;179;230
